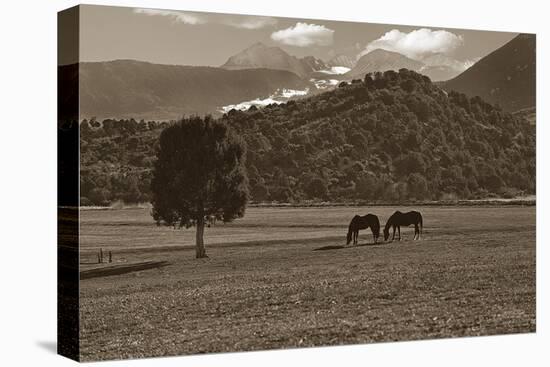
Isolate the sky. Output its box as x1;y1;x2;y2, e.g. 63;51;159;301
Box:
68;4;519;67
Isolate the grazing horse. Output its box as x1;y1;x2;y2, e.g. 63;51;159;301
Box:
346;214;380;245
383;211;423;241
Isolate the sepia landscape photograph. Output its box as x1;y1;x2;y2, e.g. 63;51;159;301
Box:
59;4;535;362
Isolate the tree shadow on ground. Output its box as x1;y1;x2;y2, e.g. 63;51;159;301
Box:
80;261;169;280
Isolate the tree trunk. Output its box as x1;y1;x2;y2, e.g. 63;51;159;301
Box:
195;216;207;258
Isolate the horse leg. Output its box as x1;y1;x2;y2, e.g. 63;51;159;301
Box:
391;226;395;242
354;230;358;245
414;224;419;240
398;226;401;241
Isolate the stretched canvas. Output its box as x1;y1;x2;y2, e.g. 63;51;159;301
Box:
58;4;536;362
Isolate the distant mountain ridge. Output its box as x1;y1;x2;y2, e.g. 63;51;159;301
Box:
419;53;474;82
221;42;328;78
442;34;535;112
72;59;310;120
345;49;472;82
328;54;356;69
345;49;424;79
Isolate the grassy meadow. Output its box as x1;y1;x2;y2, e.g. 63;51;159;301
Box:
78;205;535;361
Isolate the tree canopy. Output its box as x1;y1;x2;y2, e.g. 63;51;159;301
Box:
150;116;248;258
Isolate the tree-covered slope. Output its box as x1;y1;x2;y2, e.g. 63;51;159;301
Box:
80;69;535;205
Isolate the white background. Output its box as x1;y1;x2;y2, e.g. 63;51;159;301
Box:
0;0;547;365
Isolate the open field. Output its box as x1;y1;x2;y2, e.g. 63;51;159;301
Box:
79;206;535;361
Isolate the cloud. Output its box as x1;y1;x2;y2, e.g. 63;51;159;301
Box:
220;88;310;113
361;28;464;60
224;16;277;29
134;8;206;25
271;22;334;47
134;8;277;29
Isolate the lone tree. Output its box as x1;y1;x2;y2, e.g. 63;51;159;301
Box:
150;116;249;258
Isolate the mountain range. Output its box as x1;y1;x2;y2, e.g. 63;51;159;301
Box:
66;33;535;121
221;42;328;78
345;49;424;79
220;43;465;82
345;49;474;82
327;54;356;69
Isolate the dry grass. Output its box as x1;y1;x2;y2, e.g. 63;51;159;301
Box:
78;206;535;361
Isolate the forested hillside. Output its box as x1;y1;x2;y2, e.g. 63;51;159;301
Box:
80;69;535;206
